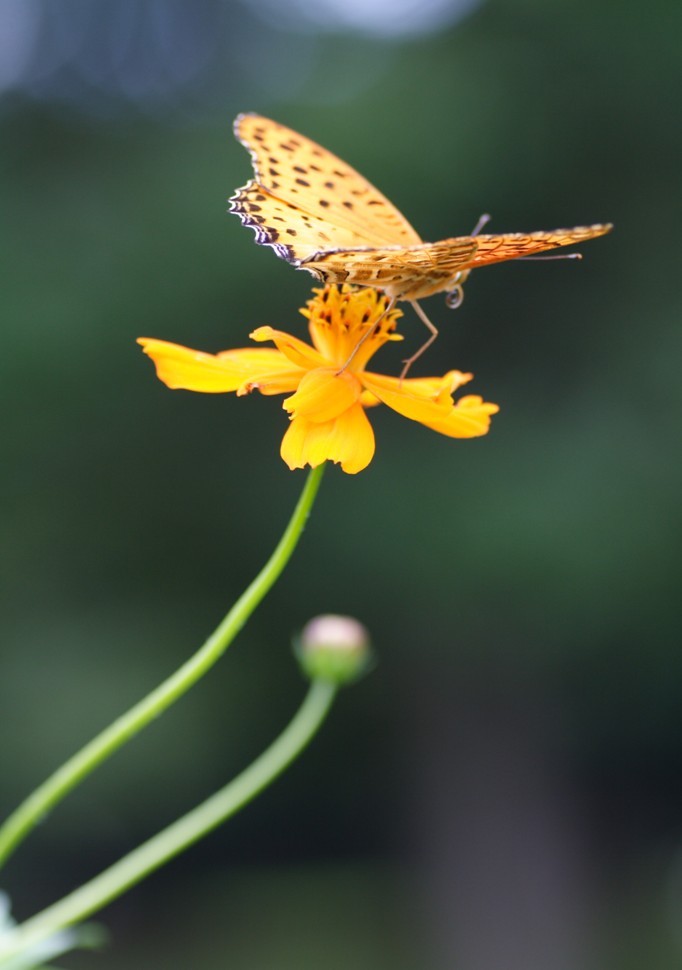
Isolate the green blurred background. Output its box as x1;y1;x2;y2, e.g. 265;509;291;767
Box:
1;0;681;967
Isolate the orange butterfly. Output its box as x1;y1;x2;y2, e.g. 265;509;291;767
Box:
230;113;612;371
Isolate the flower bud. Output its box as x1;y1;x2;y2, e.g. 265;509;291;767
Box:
295;614;373;686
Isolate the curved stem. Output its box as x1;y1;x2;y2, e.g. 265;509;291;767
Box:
0;677;337;964
0;464;325;870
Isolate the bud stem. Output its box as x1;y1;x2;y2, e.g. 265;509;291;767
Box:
0;677;336;963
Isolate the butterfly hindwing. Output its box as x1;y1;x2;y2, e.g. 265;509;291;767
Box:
230;179;384;263
301;239;479;298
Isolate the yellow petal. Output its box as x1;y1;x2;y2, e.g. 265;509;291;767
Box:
283;369;361;423
361;372;498;438
250;326;326;370
359;388;382;408
138;339;302;394
365;369;472;402
420;395;500;438
401;370;474;404
280;404;375;474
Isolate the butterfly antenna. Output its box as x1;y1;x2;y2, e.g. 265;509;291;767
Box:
517;252;583;261
338;296;398;374
399;301;440;381
471;213;492;236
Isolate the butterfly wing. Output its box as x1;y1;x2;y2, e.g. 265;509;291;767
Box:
301;224;612;299
230;114;422;264
463;224;613;268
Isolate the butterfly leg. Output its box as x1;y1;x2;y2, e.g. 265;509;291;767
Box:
337;296;397;374
399;301;440;380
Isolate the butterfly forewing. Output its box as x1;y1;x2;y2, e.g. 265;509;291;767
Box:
231;113;422;262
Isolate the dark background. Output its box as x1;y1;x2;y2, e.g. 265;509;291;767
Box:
1;1;680;967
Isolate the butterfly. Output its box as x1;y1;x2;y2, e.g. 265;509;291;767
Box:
230;113;612;372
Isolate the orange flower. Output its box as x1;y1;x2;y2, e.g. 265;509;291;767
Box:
138;286;499;474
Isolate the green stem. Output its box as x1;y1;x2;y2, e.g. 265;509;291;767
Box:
0;464;325;870
0;677;337;963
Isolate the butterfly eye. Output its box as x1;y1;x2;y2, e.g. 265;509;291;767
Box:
445;285;464;310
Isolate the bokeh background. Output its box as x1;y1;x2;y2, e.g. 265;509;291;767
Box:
1;0;681;967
